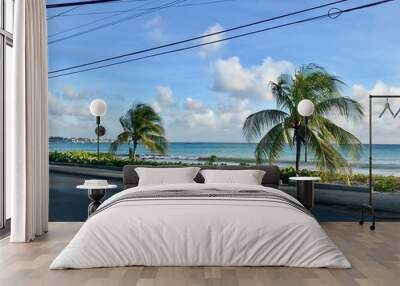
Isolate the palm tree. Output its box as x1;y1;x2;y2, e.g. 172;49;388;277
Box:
110;103;168;160
242;64;364;173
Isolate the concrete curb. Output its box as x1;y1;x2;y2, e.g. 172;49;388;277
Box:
50;164;122;180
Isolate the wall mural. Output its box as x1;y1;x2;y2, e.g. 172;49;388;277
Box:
46;0;400;221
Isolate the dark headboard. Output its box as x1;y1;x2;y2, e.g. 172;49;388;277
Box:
123;165;280;189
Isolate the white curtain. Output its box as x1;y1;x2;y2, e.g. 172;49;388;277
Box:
7;0;49;242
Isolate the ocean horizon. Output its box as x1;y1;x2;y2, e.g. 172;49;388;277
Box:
49;142;400;175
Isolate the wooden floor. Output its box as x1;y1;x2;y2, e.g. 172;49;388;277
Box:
0;222;399;286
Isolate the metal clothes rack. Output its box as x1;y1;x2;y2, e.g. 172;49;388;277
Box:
360;95;400;230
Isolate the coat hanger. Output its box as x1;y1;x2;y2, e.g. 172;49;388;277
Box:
378;97;395;118
394;106;400;118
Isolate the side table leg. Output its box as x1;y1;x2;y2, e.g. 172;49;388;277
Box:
296;181;301;199
88;189;106;217
302;181;314;210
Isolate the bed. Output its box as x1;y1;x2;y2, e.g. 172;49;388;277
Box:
50;165;350;269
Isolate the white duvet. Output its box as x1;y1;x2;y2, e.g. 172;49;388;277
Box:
50;183;351;269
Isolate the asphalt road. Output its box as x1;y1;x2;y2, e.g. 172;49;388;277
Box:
49;172;400;222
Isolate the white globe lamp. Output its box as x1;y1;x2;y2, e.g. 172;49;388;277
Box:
90;99;107;117
89;99;107;160
297;99;315;117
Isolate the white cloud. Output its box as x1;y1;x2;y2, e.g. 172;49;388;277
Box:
212;56;294;100
199;23;225;57
163;94;253;141
144;15;161;29
62;86;81;99
153;101;162;114
183;99;251;131
217;99;252;129
143;15;163;42
156;86;175;105
190;109;217;129
153;85;176;113
184;97;204;111
48;91;89;117
48;87;95;136
334;81;400;143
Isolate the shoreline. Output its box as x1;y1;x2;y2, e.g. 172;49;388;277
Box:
48;141;400;175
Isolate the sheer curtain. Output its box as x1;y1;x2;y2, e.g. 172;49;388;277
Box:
7;0;48;242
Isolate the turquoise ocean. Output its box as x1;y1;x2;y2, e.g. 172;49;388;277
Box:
49;142;400;175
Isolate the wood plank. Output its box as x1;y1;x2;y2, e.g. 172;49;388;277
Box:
0;222;399;286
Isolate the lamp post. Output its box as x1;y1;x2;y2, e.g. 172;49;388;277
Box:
89;99;107;160
297;99;315;163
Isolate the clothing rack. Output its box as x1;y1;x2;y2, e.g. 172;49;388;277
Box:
360;95;400;230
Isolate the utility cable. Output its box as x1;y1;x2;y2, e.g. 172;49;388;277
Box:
49;0;351;73
58;0;234;16
48;0;188;45
48;0;163;38
49;0;396;78
46;0;155;9
47;6;80;20
46;0;124;9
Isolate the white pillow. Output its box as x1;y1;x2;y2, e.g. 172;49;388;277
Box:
200;169;266;185
136;167;200;186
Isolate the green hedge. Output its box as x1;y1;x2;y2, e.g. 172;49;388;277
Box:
49;151;189;167
280;166;400;192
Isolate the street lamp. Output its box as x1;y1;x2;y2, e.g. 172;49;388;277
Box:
297;99;315;163
89;99;107;160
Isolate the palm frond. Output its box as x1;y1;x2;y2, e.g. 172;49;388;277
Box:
269;74;294;111
141;134;168;155
307;128;350;172
138;123;165;136
109;131;130;154
316;97;364;120
114;103;168;157
283;117;295;147
292;64;345;104
314;117;363;160
242;109;288;141
254;123;287;164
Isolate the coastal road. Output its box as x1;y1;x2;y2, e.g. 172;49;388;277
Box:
50;172;123;221
50;168;400;222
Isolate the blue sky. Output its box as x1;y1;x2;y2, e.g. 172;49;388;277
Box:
47;0;400;143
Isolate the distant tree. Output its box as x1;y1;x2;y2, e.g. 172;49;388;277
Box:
207;155;218;165
110;103;168;160
242;64;364;172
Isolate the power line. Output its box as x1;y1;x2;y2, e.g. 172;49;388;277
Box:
48;0;162;38
49;0;396;79
46;0;155;9
47;0;144;19
58;0;234;16
49;0;351;73
46;0;123;9
47;6;80;20
48;0;187;44
46;15;335;78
